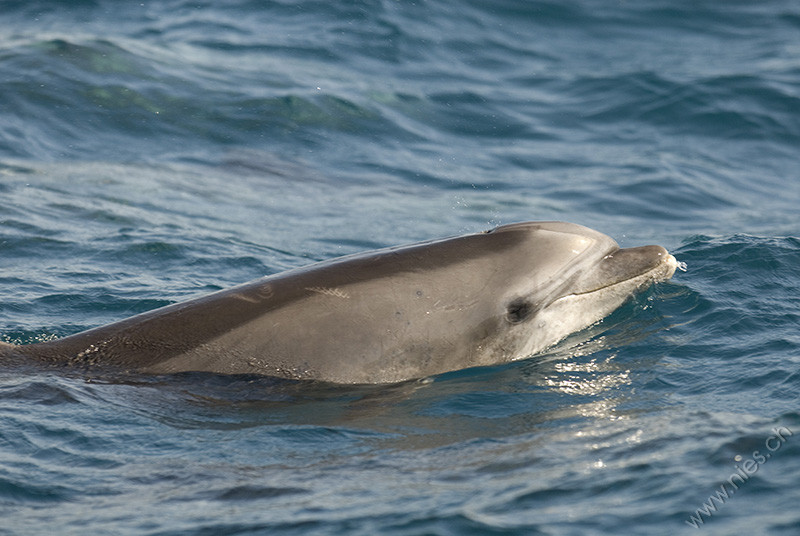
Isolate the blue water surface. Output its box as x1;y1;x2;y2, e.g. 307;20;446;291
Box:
1;1;799;534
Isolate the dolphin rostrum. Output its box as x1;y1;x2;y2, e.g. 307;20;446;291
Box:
0;221;678;383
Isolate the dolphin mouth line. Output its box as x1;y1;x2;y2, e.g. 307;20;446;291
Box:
559;252;678;299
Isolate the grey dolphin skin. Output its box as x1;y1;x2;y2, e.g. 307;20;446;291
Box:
0;222;678;384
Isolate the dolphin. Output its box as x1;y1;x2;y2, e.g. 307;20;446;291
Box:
0;221;678;384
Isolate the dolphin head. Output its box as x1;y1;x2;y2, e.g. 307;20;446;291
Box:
490;222;678;359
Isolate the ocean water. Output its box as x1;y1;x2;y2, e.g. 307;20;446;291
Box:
1;0;799;534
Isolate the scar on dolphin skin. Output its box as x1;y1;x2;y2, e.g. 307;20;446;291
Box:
305;287;350;299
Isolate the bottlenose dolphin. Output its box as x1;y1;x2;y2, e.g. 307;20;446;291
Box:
0;221;678;383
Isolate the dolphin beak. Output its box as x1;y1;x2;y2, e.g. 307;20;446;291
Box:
606;245;678;283
571;245;678;296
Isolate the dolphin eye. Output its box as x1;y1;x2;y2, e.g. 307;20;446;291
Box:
506;298;533;324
